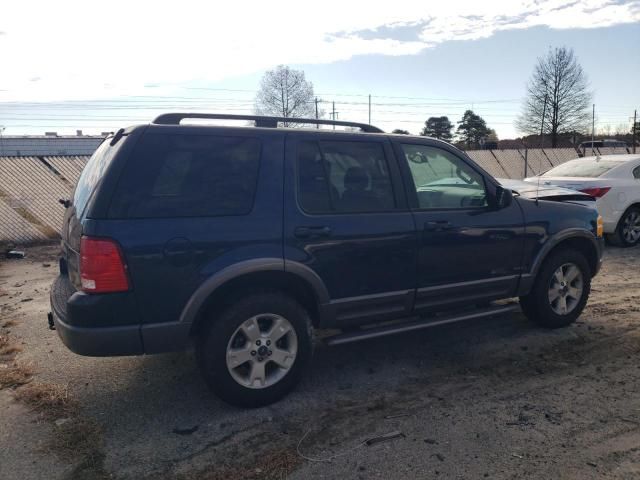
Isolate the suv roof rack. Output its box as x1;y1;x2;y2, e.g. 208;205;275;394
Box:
152;113;384;133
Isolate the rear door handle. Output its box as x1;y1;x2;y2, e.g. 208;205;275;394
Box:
424;220;454;232
294;226;332;239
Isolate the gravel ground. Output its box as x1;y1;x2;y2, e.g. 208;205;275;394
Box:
1;243;640;479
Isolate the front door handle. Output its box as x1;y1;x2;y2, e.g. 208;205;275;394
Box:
424;220;454;232
294;226;332;239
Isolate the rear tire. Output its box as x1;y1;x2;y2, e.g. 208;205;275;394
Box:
607;207;640;247
197;292;313;408
520;249;591;328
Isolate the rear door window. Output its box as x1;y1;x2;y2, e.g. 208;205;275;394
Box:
108;133;261;218
296;140;395;214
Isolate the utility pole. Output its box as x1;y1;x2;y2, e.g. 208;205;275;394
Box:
368;94;371;125
0;126;5;156
315;97;319;129
591;104;595;156
633;109;637;154
535;94;548;206
332;101;336;130
539;94;548;149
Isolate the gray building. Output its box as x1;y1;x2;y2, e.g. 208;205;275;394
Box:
0;133;105;156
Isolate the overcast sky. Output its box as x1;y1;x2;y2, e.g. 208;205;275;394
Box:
1;0;639;138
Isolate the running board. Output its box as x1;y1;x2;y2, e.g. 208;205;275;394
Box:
325;304;520;346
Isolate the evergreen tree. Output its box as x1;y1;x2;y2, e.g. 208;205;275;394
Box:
420;116;453;141
456;110;491;147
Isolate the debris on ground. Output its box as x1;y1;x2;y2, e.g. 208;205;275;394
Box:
384;413;409;419
55;418;72;427
5;250;26;259
0;362;34;389
364;431;404;446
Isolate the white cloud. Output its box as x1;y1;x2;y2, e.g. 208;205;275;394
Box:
0;0;638;101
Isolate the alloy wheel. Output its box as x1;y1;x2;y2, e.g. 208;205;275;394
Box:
622;211;640;244
226;314;298;389
548;263;584;315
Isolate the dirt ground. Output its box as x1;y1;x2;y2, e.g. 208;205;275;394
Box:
1;243;640;480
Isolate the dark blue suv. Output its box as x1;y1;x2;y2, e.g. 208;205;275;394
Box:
49;113;604;407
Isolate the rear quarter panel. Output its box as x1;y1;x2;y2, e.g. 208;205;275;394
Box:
83;128;285;327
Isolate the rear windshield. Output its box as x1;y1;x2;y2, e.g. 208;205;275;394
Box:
542;159;620;178
108;133;261;218
73;138;118;216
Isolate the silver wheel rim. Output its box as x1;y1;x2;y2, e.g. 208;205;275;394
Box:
226;314;298;389
548;263;583;315
622;211;640;244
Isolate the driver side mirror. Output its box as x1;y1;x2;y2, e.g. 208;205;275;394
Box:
495;186;513;209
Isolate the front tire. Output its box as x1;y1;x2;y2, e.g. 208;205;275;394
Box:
520;249;591;328
197;293;313;408
607;207;640;247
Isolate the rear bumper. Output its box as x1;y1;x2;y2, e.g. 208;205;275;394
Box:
50;307;144;356
49;274;191;356
595;198;622;233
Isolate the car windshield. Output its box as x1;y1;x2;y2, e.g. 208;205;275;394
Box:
542;159;620;178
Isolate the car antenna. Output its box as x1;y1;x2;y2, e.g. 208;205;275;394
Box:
536;92;549;206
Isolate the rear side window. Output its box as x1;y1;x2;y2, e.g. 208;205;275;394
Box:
297;140;395;214
109;133;261;218
73;139;119;216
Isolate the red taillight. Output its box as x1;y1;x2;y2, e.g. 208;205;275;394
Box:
80;237;130;293
579;187;611;198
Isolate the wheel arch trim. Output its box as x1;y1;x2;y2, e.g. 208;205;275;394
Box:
518;228;601;295
178;258;330;327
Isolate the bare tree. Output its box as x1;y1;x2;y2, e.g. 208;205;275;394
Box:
516;47;591;147
255;65;317;126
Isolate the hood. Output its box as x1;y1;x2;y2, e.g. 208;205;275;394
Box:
497;179;595;203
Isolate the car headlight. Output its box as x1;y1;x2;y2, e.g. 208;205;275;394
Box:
597;215;604;237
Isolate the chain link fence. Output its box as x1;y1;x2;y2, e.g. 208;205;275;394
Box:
0;147;633;244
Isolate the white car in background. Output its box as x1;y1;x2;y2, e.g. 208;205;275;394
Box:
524;154;640;246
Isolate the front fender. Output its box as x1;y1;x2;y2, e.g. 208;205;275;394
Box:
517;228;602;295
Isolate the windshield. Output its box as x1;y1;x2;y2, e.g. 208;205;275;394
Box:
542;159;620;178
